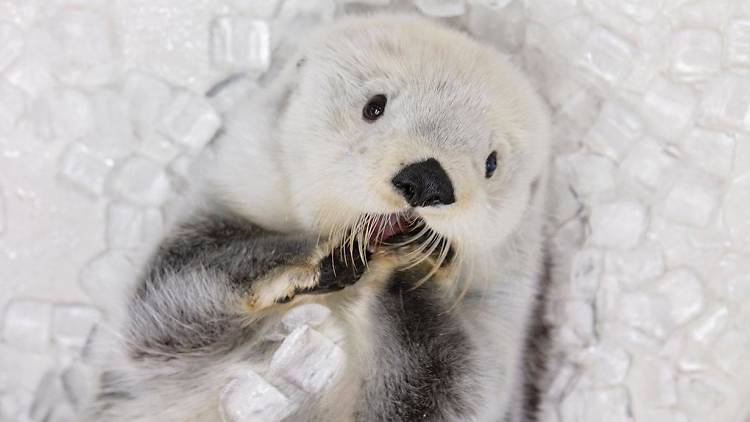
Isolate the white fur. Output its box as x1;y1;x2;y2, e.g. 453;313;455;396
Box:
104;14;550;422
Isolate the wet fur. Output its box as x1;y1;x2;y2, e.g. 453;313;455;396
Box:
90;14;551;422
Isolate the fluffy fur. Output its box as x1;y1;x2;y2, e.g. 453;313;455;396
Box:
91;14;550;422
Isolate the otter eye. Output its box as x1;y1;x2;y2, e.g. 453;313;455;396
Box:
363;94;387;122
485;151;497;179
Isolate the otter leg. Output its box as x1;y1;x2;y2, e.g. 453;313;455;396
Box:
126;208;369;356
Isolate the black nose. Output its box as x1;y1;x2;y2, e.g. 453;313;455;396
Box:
391;158;455;207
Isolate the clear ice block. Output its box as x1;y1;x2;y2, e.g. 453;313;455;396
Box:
219;369;297;422
159;91;222;154
1;299;52;352
51;304;101;350
107;155;173;206
588;200;647;249
211;17;271;73
414;0;466;17
642;77;697;140
725;19;750;69
669;30;721;83
269;325;344;394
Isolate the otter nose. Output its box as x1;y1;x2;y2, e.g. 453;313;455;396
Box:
391;158;455;207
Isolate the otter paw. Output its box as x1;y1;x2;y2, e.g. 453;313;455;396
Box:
301;243;372;296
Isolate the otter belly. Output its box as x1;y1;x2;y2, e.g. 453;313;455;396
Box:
352;269;480;421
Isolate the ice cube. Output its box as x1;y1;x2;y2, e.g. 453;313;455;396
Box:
211;17;271;73
689;306;728;345
580;0;637;37
0;22;24;72
49;8;119;86
45;402;77;422
0;78;26;135
712;328;750;374
655;269;704;326
0;185;5;235
555;300;594;348
670;0;728;29
559;385;631;422
29;371;65;421
575;26;635;87
107;155;173;205
137;133;180;165
160;91;221;153
269;325;344;394
473;0;513;8
559;152;616;201
642;77;697;140
569;249;603;299
627;357;678;416
5;31;57;97
619;138;674;194
604;242;665;288
577;344;630;387
677;373;730;417
619;292;669;338
106;202;164;251
89;89;135;159
699;75;750;132
32;88;95;141
219;369;297;422
726;19;750;69
669;30;721;83
467;1;525;53
281;304;331;331
57;142;113;197
414;0;466;17
583;101;643;161
679;129;736;178
0;391;32;421
723;175;750;253
223;0;281;17
61;363;97;410
546;364;577;400
604;0;663;23
122;71;173;138
79;251;137;311
588;200;647;249
276;0;336;27
207;75;259;114
51;304;101;350
660;175;720;228
1;299;52;352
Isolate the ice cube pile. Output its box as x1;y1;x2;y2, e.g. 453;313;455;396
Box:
0;0;748;421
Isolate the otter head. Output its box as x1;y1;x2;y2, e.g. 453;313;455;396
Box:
217;15;549;272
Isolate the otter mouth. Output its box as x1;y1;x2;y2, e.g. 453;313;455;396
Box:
365;212;422;250
349;211;454;268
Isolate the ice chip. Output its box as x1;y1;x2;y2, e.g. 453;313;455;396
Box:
107;155;173;205
51;304;101;350
588;200;647;249
414;0;466;17
669;30;721;83
160;91;221;154
211;17;271;73
219;369;297;422
2;299;52;352
270;325;344;394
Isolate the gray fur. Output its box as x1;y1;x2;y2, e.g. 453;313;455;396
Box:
92;14;551;422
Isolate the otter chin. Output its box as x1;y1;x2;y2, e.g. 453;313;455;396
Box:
95;13;550;422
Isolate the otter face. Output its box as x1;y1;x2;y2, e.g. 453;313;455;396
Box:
276;15;549;264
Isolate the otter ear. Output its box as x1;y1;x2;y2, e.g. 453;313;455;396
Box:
296;56;307;68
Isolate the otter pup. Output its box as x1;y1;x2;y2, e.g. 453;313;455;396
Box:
92;14;550;422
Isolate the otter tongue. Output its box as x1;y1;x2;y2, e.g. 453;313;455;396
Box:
368;214;406;250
